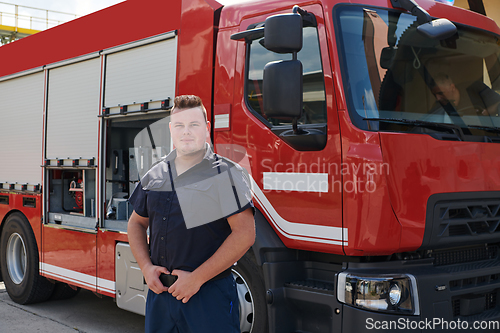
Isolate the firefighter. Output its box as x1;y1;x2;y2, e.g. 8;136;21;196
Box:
127;95;255;333
430;73;500;117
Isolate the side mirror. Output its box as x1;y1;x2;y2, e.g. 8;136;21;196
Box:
264;13;303;53
263;60;303;118
417;18;457;39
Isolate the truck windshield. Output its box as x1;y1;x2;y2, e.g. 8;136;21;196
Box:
336;6;500;138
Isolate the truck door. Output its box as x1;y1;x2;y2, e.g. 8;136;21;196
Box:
225;4;345;253
41;56;101;291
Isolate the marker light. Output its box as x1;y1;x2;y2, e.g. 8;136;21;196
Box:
435;0;455;5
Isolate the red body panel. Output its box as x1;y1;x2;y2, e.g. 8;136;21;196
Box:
221;3;345;254
338;111;402;256
97;230;130;297
176;0;223;118
0;193;42;257
380;132;500;251
41;226;97;291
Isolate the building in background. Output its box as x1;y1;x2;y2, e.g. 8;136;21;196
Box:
0;2;76;45
454;0;500;24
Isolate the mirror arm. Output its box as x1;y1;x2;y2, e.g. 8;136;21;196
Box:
230;27;264;42
390;0;432;24
293;118;299;134
293;5;317;27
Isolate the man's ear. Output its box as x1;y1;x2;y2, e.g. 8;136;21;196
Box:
205;121;211;142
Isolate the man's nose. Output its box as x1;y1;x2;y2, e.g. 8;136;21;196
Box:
436;95;447;104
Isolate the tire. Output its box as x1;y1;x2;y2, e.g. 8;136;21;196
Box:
50;282;81;301
0;212;54;304
232;251;268;333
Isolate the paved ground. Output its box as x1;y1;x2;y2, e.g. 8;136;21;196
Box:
0;281;145;333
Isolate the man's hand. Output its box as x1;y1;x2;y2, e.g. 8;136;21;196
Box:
143;264;170;294
167;270;204;303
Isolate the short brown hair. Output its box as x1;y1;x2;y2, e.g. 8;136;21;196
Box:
171;95;207;122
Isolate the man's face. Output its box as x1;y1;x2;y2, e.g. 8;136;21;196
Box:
432;82;457;106
169;107;209;156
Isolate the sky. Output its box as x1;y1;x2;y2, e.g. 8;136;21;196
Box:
0;0;125;30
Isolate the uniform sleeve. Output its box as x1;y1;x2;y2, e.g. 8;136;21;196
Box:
226;165;255;218
128;183;149;218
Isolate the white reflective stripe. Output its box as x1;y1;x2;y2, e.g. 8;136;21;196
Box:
250;176;347;245
214;114;229;129
39;262;116;292
97;278;116;293
263;172;329;193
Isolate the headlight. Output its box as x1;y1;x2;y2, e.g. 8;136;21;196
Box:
337;273;419;315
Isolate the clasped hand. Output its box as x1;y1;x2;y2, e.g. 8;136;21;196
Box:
144;265;203;303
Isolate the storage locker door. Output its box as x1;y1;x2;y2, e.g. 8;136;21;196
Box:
0;72;44;186
46;58;101;160
104;38;177;107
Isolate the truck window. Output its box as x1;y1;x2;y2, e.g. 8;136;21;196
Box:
246;26;327;128
336;5;500;140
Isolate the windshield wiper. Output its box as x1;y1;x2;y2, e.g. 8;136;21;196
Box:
363;117;465;140
466;124;500;134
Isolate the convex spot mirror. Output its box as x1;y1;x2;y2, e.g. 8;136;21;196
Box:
264;13;303;53
417;18;457;39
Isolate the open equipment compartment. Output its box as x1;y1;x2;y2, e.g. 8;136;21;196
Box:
103;112;171;230
46;167;96;229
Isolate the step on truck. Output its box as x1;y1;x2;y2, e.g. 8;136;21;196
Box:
1;0;500;332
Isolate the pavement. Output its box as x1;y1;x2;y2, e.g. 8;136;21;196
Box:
0;281;145;333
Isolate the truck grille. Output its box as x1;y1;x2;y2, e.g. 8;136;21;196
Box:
452;291;498;317
450;273;500;290
423;192;500;250
439;204;500;236
433;245;499;266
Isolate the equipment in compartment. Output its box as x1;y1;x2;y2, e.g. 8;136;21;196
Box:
105;192;133;220
129;146;167;182
109;149;129;194
48;169;96;218
69;178;84;212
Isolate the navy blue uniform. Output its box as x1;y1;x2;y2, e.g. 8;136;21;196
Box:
129;144;253;333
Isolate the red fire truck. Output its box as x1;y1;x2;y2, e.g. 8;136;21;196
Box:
1;0;500;331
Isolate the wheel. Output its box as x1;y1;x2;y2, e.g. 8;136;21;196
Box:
0;212;54;304
232;251;268;333
50;282;80;300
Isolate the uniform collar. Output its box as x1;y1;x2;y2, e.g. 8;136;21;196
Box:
164;142;215;163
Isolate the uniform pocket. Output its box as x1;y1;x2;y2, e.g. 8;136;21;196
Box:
147;191;170;217
176;177;223;229
212;275;238;303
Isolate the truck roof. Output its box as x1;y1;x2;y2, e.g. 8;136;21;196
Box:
1;0;498;79
0;0;223;79
219;0;500;34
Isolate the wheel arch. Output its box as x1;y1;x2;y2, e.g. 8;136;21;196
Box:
251;208;289;267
